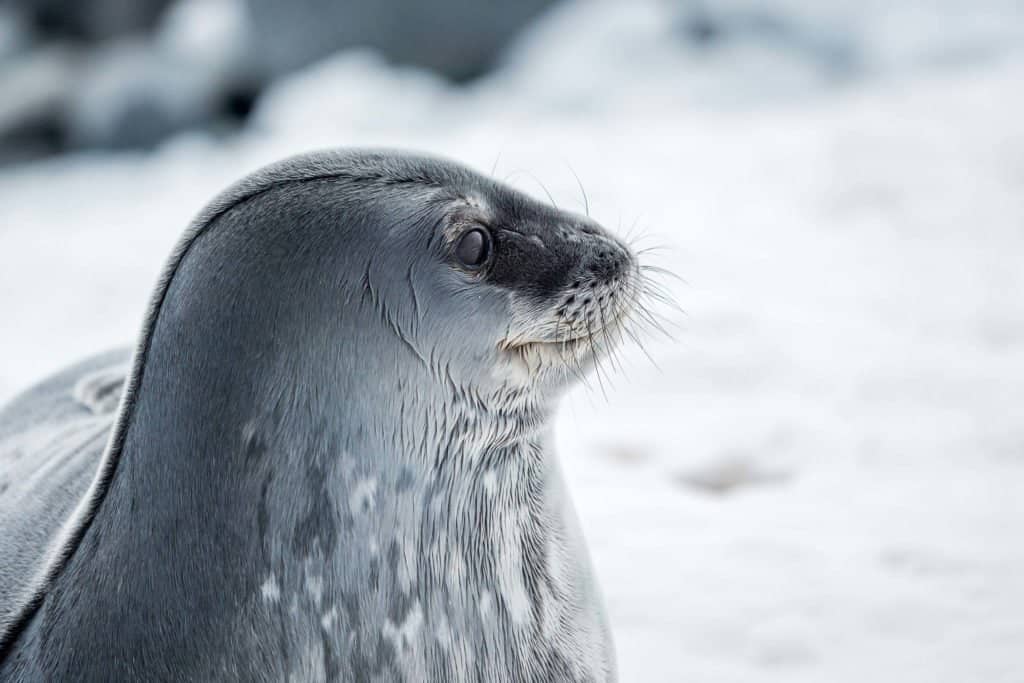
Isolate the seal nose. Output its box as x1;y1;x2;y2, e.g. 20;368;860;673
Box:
586;243;630;284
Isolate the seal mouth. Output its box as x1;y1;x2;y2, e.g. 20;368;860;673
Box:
499;298;634;363
502;334;593;354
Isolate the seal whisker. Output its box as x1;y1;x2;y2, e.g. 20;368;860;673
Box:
623;221;667;254
504;169;559;210
622;318;662;372
638;288;686;332
583;317;610;401
609;298;637;375
640;263;688;286
566;163;590;218
552;311;591;390
610;294;638;382
634;245;672;258
489;148;504;178
634;267;684;315
619;274;679;345
634;300;677;342
620;216;641;246
595;292;624;378
638;283;686;320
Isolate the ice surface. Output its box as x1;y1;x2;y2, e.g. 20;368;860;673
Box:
2;1;1023;680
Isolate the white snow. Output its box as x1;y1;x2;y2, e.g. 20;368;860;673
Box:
2;1;1024;680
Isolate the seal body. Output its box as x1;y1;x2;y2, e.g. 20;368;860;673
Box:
0;150;639;681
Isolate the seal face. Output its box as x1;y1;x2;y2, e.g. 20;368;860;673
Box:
321;161;638;396
0;149;646;682
436;176;639;393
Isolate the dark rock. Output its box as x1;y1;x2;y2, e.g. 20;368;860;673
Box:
245;0;558;83
12;0;174;42
0;0;560;161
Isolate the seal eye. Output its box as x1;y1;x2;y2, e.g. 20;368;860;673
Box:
455;228;491;269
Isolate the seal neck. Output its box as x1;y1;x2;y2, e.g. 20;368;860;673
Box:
45;307;579;678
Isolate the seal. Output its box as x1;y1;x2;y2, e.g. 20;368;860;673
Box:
0;149;644;681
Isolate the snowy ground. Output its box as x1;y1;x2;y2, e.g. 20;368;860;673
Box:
2;1;1024;681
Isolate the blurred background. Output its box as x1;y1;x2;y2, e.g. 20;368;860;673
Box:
1;0;1023;680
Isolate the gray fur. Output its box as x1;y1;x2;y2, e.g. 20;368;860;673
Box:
0;149;638;681
0;349;128;648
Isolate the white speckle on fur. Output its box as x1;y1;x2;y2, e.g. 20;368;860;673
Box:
538;536;565;639
306;572;323;605
435;611;453;649
397;536;417;593
301;557;325;606
260;575;280;603
482;470;497;496
348;477;377;514
447;551;465;589
479;590;493;619
287;641;326;682
383;601;424;652
241;419;258;444
539;582;559;639
496;508;532;625
321;606;338;631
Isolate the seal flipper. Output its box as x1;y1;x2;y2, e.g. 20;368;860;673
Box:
72;364;129;416
0;349;129;653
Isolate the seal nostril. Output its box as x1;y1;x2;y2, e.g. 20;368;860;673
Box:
583;243;631;285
